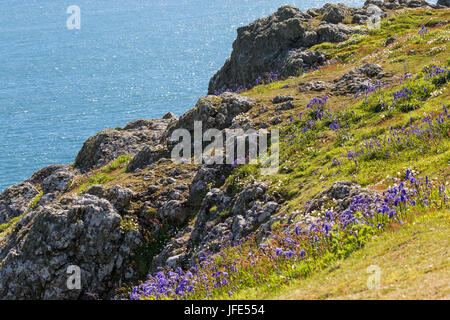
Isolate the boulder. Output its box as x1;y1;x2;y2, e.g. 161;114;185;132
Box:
0;195;140;299
0;182;39;224
272;95;294;104
162;112;178;120
74;119;170;171
322;3;352;24
84;185;135;212
126;145;167;173
41;167;75;194
208;5;342;94
165;92;255;140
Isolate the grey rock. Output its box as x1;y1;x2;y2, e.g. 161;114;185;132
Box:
298;81;330;92
208;5;337;94
75;119;170;171
0;195;140;299
26;165;72;185
126;145;166;173
280;50;328;76
162;112;178;120
0;182;39;224
42;168;75;194
154;182;280;269
322;3;352;24
331;63;383;95
158;200;187;226
306;181;379;214
165;92;255;140
437;0;449;6
271;117;283;125
275;101;294;111
272;95;294;104
316;23;354;43
84;185;135;212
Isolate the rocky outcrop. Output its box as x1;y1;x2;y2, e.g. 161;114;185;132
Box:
153;182;281;269
41;166;76;194
208;5;362;94
165;92;256;139
331;63;388;94
0;182;39;224
378;0;436;9
126;145;167;173
305;181;379;214
207;0;438;94
298;63;390;95
0;195;140;299
84;185;135;212
207;3;388;94
437;0;450;6
322;3;352;24
74;118;172;171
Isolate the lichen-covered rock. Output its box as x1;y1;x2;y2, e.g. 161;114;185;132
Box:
74;119;170;171
0;182;39;224
378;0;435;9
84;185;135;212
41;167;75;194
322;3;352;24
153;182;280;269
298;81;330;92
331;63;385;94
279;50;328;76
165;92;255;139
207;1;379;94
158;200;188;226
306;180;379;214
162;112;178;120
26;165;71;185
0;195;140;299
208;5;343;94
272;95;294;104
126;145;167;173
316;23;355;43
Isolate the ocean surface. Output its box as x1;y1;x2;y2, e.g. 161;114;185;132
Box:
0;0;365;192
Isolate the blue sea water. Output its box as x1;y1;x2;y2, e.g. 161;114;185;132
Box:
0;0;364;192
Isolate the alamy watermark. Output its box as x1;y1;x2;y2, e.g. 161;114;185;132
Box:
66;5;81;30
170;122;279;175
66;265;81;290
366;265;381;290
366;5;383;29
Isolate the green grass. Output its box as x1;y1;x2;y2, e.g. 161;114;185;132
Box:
79;172;115;193
0;191;43;239
102;154;133;173
109;8;450;300
273;209;450;300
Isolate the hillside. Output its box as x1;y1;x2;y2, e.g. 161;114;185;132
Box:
0;1;449;300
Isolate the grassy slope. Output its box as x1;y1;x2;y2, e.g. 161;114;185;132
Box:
211;8;450;300
270;210;449;300
3;8;446;300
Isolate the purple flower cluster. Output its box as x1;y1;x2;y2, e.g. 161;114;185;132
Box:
355;80;382;101
424;65;450;86
331;105;449;167
121;167;447;300
418;25;428;36
306;95;328;109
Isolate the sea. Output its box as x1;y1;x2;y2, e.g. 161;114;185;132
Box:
0;0;365;192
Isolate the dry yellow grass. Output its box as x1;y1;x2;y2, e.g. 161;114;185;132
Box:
273;211;450;300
